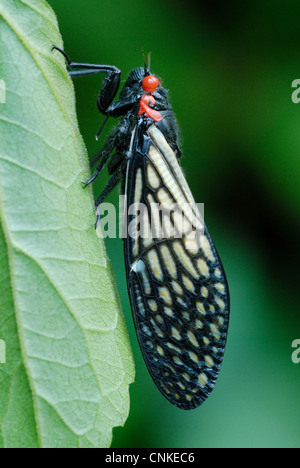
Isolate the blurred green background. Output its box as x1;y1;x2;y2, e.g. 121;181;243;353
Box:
50;0;300;448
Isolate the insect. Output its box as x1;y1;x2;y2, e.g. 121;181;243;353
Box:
53;46;230;410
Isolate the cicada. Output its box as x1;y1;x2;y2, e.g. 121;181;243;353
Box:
53;47;230;410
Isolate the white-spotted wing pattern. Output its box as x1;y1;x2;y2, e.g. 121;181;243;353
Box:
124;125;229;410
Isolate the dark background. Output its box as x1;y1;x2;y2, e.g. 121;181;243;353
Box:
50;0;300;448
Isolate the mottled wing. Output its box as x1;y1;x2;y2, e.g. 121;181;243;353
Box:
124;124;230;409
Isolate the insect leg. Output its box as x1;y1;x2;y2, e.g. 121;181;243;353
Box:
94;161;126;207
52;46;120;76
84;147;113;187
107;151;124;175
83;131;119;187
93;160;127;227
89;148;107;170
52;46;121;114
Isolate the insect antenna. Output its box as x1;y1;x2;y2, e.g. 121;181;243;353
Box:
141;47;149;76
147;52;152;72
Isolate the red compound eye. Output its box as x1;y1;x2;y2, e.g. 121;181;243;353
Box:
142;75;160;93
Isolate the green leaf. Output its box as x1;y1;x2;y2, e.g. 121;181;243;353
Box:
0;0;134;448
